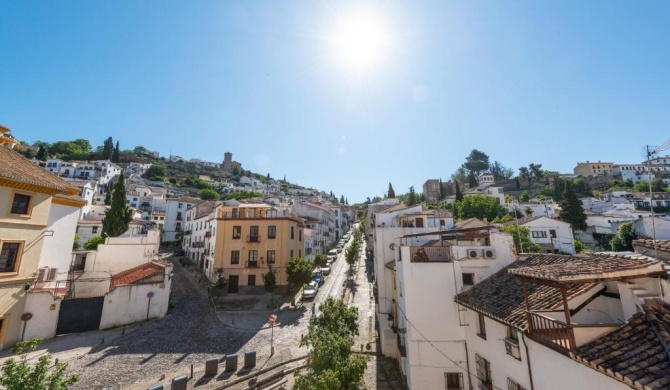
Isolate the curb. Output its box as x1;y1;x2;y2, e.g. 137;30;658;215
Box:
213;354;309;390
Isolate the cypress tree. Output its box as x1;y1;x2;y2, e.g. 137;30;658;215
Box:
408;186;417;206
340;195;345;204
387;182;395;198
104;191;112;205
559;181;587;232
102;171;133;237
439;178;445;200
111;141;120;163
102;137;114;160
455;182;463;202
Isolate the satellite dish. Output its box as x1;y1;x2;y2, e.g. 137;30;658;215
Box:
389;243;396;250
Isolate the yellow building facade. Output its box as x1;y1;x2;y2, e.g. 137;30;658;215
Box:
213;204;304;294
0;146;80;349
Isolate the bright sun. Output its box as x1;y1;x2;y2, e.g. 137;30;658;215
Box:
331;11;389;72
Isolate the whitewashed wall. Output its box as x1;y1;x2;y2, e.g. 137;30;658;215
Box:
23;292;61;341
99;274;171;329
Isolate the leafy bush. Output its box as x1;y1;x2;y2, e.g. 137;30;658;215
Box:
83;236;105;250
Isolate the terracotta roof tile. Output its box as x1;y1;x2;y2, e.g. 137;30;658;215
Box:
509;253;663;283
570;299;670;389
455;254;601;330
0;147;77;193
110;262;164;290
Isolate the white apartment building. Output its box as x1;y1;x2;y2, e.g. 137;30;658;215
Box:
455;252;668;390
508;216;576;254
183;201;221;279
366;202;454;358
162;196;200;243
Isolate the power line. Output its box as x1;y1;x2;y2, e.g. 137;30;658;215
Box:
395;304;505;390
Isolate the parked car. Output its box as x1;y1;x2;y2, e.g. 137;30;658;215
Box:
336;247;343;254
303;281;318;300
320;263;331;275
328;249;338;258
313;270;324;286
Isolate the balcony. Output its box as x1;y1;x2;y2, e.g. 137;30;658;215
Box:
247;235;261;243
191;242;205;248
528;312;619;352
183;230;192;236
176;215;183;221
245;260;259;268
205;231;212;238
408;246;453;263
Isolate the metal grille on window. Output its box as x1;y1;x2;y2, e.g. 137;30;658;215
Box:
475;354;493;390
445;372;464;390
507;378;526;390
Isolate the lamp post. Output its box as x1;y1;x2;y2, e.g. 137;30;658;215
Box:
269;314;277;355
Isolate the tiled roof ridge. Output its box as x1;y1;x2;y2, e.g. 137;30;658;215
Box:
644;300;670;365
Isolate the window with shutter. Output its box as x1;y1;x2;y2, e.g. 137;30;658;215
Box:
47;267;58;281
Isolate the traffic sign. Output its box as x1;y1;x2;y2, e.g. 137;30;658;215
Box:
269;314;277;324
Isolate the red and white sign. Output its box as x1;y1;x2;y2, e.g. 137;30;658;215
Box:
269;314;277;325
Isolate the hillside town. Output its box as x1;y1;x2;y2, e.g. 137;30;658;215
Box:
2;121;670;390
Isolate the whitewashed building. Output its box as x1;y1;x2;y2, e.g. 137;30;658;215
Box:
162;196;200;243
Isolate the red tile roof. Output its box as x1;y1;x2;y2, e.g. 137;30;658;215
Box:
110;262;164;290
571;299;670;389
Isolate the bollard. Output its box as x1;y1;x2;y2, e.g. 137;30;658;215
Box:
244;351;256;369
205;358;218;377
190;364;193;379
171;375;188;390
225;354;238;372
147;385;164;390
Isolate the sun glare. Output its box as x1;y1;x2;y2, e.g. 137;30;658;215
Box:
331;11;389;72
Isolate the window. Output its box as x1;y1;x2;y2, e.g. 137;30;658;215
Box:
250;226;259;240
508;327;518;341
233;226;241;239
462;273;474;286
178;203;183;209
531;231;547;239
249;250;258;264
0;242;22;273
507;378;526;390
291;226;295;239
445;373;464;390
231;251;240;265
549;229;557;238
477;313;487;340
268;226;276;239
10;194;31;215
290;250;294;258
267;250;275;264
475;354;492;390
92;226;98;234
248;275;256;286
299;230;302;242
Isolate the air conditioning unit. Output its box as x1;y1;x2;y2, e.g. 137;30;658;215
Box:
483;249;496;259
36;267;57;282
504;338;521;359
467;248;480;259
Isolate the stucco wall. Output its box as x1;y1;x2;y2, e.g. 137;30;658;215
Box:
99;278;171;329
23;291;61;340
38;203;79;284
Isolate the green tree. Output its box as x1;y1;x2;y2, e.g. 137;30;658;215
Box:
314;253;328;268
143;165;167;181
462;149;490;176
574;240;586;253
111;141;120;163
104;191;111;206
455;182;463;202
83;235;105;250
168;178;177;185
456;194;509;221
0;338;79;390
387;182;395;198
524;206;533;217
340;195;345;204
309;297;359;336
197;188;220;200
500;224;542;253
528;163;544;180
519;192;530;202
72;234;82;250
518;167;531;188
101;171;133;237
35;145;46;161
467;172;478;189
610;222;637;252
102;137;114;160
133;145;149;156
559;181;587;232
407;186;417;206
439;178;445;200
634;178;668;193
263;264;277;293
286;257;314;290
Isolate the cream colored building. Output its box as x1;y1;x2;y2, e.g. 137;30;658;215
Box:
212;203;304;294
573;161;614;176
0;146;81;349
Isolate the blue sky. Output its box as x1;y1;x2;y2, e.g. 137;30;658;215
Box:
1;1;669;203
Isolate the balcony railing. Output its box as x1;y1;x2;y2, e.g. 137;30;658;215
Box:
245;260;259;268
247;235;261;243
205;231;212;238
191;242;205;248
183;230;192;236
528;312;573;350
409;246;453;263
176;215;183;221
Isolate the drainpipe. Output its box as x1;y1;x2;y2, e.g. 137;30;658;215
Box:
521;333;535;390
463;340;473;390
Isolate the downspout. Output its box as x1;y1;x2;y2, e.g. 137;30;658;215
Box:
463;340;473;390
521;333;535;390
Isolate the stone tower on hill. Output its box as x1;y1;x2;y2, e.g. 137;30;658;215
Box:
221;152;242;173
